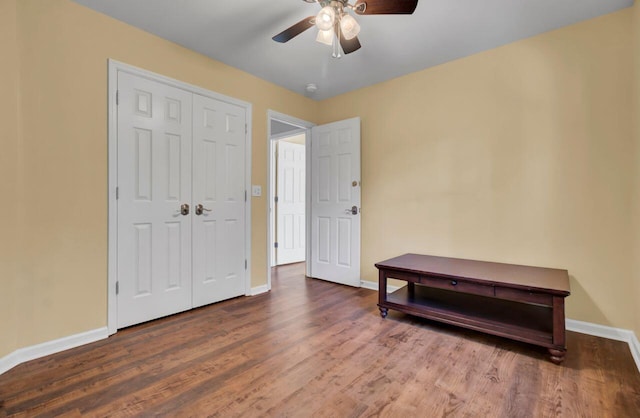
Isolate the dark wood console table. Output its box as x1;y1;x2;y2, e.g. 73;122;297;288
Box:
375;254;571;364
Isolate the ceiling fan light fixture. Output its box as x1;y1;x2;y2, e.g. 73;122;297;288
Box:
316;29;334;46
315;6;336;31
340;14;360;40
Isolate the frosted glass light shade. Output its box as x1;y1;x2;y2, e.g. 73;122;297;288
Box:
316;29;334;46
340;14;360;40
316;6;336;31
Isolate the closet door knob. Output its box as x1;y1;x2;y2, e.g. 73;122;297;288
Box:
345;206;358;215
195;204;212;216
180;204;190;216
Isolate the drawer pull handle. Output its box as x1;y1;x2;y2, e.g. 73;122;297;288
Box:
451;280;457;286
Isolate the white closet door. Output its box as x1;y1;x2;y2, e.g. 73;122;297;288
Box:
191;94;246;307
276;140;306;265
310;117;361;287
117;72;193;328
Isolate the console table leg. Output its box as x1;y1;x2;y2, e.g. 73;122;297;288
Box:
549;348;566;365
378;307;388;318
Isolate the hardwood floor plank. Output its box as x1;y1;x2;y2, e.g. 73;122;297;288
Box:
1;262;639;417
147;291;379;415
54;289;351;415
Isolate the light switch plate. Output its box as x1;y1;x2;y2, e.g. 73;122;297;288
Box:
252;185;262;197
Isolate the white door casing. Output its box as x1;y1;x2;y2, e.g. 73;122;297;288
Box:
310;117;361;286
265;110;314;291
276;140;306;265
192;94;246;307
116;72;193;328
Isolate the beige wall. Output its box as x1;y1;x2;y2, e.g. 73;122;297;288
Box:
0;0;318;358
0;0;21;357
633;1;640;339
319;9;635;329
280;133;306;145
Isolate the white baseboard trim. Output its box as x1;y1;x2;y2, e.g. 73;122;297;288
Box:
249;284;270;296
359;280;377;291
631;333;640;373
565;319;631;341
0;327;108;376
360;280;400;293
362;280;640;372
567;319;640;372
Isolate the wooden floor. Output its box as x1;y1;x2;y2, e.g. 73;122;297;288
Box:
1;263;639;417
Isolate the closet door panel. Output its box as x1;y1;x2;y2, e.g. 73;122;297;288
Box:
192;94;246;307
116;72;193;328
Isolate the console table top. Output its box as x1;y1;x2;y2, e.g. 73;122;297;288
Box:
375;253;570;295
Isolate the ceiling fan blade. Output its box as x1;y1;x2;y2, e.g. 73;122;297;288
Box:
354;0;418;15
273;16;316;43
340;34;361;54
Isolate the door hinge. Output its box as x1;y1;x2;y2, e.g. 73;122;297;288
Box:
274;196;278;203
245;259;247;270
116;281;119;295
274;242;278;248
245;124;248;134
245;190;247;202
116;186;119;200
116;90;119;106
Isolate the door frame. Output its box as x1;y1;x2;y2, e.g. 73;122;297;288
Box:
266;111;314;290
107;60;253;335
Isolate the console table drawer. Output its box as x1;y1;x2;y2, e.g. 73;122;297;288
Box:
495;287;553;306
420;275;495;297
386;271;420;283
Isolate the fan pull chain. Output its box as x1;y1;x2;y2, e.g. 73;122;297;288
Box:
333;22;342;58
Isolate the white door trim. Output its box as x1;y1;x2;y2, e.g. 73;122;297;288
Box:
266;111;314;290
107;59;252;335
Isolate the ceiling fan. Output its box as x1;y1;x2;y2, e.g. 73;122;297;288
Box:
273;0;419;58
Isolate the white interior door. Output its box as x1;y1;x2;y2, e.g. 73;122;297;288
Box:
117;72;193;328
310;117;361;286
276;140;306;265
192;94;246;307
115;68;249;329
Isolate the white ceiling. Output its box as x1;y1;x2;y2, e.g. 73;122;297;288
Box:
72;0;633;100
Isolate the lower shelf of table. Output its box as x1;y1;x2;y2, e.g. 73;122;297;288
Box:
380;285;559;349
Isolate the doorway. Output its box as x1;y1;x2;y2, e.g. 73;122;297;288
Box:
267;111;314;290
267;112;362;291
